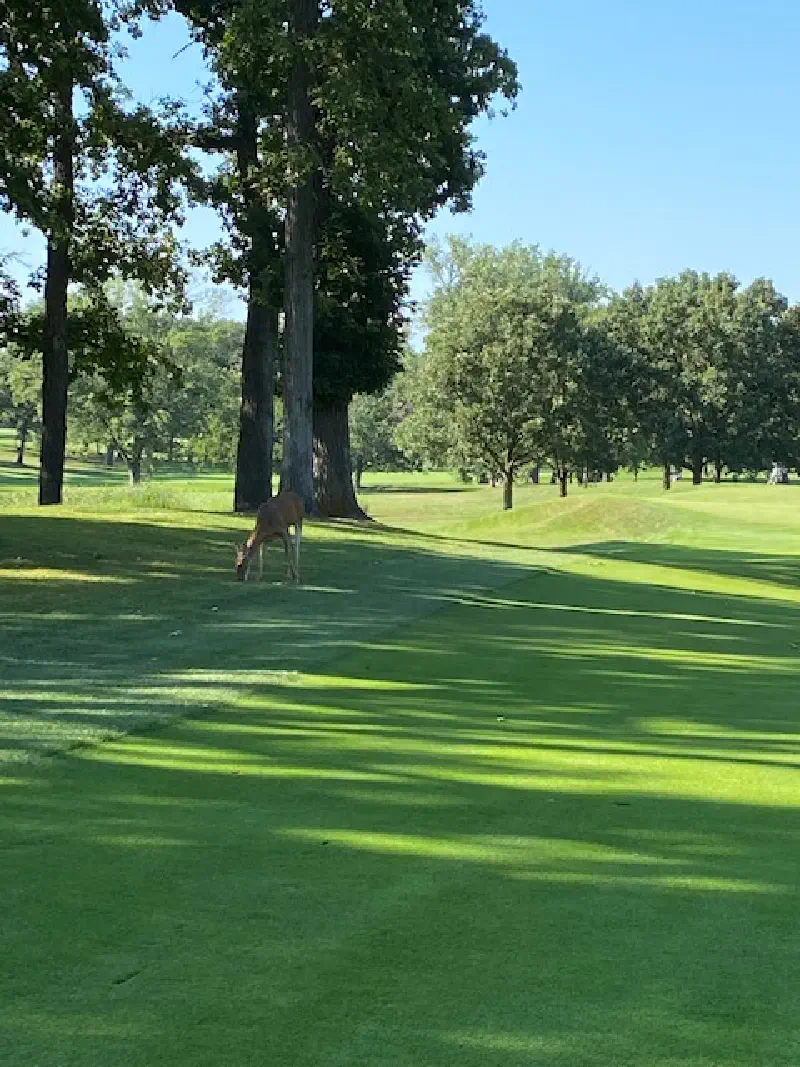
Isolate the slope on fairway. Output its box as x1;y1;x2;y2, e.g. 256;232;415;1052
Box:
2;479;800;1066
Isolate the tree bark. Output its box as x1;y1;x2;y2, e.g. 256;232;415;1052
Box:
104;443;115;468
691;456;704;485
530;465;539;485
39;70;74;506
559;470;569;498
503;469;513;510
663;462;671;490
633;465;639;482
128;449;143;486
281;0;319;515
234;292;277;512
313;398;368;518
354;457;364;490
16;416;31;466
714;458;722;483
233;101;278;514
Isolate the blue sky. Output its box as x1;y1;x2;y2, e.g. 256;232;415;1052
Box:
3;0;800;314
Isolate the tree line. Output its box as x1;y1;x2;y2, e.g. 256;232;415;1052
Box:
352;239;800;508
0;0;518;513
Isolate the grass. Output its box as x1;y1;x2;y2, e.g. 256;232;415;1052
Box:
2;441;800;1065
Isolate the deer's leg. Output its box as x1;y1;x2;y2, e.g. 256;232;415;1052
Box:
293;522;301;581
282;532;296;581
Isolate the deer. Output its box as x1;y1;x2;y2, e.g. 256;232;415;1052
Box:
234;491;304;583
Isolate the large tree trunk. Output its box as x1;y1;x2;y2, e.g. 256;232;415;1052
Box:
234;291;277;513
691;455;704;485
233;102;277;514
503;469;513;510
313;398;367;518
39;72;74;506
281;0;319;515
663;462;671;491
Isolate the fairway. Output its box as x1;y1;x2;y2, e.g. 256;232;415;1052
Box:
2;458;800;1065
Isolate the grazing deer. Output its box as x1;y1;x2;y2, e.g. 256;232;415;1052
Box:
234;491;304;583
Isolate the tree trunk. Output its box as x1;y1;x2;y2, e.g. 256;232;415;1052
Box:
530;465;539;485
39;71;74;506
313;398;368;518
663;462;671;490
233;101;278;514
503;470;513;510
691;456;704;485
354;457;364;490
128;451;143;486
559;470;569;498
234;291;277;512
633;465;639;482
167;436;175;463
104;443;115;468
714;458;722;483
281;0;319;516
16;416;30;466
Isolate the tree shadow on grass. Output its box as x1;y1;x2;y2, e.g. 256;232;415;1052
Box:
359;484;478;495
2;570;800;1064
558;540;800;593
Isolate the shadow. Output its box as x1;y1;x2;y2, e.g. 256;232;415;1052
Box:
359;484;478;495
2;508;800;1064
559;540;800;592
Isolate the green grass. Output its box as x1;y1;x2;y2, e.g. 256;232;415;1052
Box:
2;448;800;1065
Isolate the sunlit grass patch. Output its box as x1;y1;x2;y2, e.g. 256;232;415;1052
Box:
2;469;800;1066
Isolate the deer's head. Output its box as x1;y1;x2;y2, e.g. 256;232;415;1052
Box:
234;543;250;581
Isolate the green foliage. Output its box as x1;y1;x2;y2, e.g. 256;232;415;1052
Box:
0;0;191;299
0;346;41;459
349;385;409;475
605;272;800;477
409;239;609;498
68;288;244;475
314;198;421;407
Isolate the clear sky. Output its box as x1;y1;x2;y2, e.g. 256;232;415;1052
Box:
3;0;800;313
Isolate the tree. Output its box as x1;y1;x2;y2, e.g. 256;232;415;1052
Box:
417;240;604;509
175;0;285;511
349;385;409;490
69;288;245;480
0;0;190;504
180;0;518;515
0;347;40;465
605;272;790;487
312;196;420;516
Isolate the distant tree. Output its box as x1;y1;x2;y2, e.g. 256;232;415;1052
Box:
393;349;469;473
605;272;791;486
349;386;409;489
0;347;40;465
417;240;604;508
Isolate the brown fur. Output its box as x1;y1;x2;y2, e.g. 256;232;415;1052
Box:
234;491;304;582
